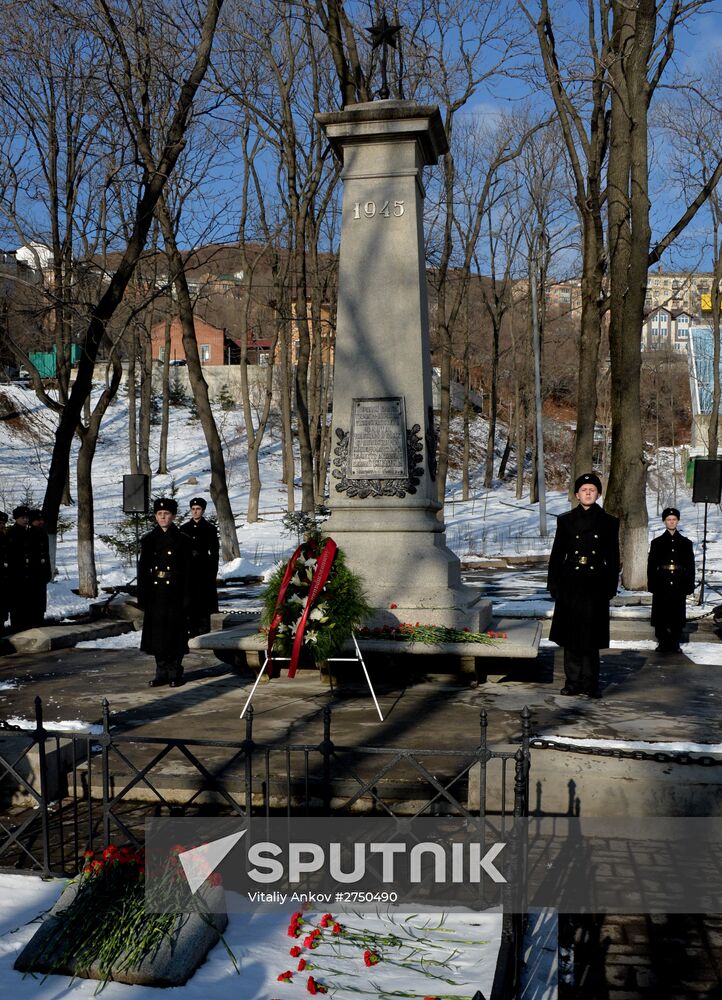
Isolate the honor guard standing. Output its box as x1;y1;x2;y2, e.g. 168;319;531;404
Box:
179;497;220;637
547;473;620;698
6;505;52;631
0;512;8;631
647;507;695;653
137;498;192;687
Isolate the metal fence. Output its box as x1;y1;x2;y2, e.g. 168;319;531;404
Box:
1;697;531;997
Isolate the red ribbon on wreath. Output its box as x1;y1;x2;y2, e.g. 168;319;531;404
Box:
288;538;337;677
266;538;339;678
266;542;304;676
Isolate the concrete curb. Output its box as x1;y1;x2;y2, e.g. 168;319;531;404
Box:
0;620;135;654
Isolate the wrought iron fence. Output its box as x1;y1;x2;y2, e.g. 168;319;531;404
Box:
1;697;531;996
1;697;531;872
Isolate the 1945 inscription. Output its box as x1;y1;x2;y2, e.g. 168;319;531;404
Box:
348;397;408;479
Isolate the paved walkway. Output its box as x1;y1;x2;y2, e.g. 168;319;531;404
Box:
0;612;718;761
0;617;720;750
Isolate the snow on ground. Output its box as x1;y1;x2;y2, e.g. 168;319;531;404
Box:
75;630;142;649
2;717;103;734
534;734;722;755
0;874;503;1000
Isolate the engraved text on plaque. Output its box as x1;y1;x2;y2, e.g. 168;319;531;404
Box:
347;397;408;479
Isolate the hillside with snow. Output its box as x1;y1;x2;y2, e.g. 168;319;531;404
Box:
0;379;719;620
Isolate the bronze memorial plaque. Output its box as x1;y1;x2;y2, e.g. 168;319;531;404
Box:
347;397;408;480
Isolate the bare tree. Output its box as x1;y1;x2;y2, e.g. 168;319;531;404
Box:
524;0;722;587
519;0;610;492
664;57;722;456
220;0;341;511
38;0;224;558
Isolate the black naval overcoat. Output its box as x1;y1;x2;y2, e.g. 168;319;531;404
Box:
647;529;695;637
137;523;192;657
179;515;219;635
6;524;52;629
547;502;620;650
0;530;9;627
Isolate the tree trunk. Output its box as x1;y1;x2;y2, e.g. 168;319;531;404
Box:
483;321;500;489
294;280;315;512
41;0;223;537
138;329;153;476
436;341;452;508
237;251;278;525
156;195;240;561
279;317;295;511
572;245;605;490
604;0;653;590
498;437;512;480
157;317;171;474
77;356;123;597
128;340;138;475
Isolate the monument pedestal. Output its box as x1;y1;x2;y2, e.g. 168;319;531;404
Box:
317;101;490;631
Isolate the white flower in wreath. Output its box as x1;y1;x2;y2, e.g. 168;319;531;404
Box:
309;604;328;622
287;593;306;607
305;632;319;645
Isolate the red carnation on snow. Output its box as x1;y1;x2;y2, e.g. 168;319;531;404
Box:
297;958;307;971
319;912;334;927
289;945;302;958
307;976;327;995
277;970;293;982
332;921;343;935
363;949;381;966
303;928;322;949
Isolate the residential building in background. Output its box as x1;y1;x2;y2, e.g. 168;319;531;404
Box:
642;307;694;353
645;268;713;315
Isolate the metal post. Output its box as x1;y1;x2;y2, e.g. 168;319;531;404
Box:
699;502;709;605
530;239;547;535
101;698;111;847
34;697;52;877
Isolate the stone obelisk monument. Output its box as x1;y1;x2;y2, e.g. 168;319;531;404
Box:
317;100;490;630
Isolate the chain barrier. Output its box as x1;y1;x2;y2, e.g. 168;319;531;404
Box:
531;737;722;767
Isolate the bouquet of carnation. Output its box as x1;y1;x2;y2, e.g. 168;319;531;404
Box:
262;532;371;673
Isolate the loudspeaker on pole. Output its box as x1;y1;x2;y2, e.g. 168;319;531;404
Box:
692;459;722;504
123;474;150;514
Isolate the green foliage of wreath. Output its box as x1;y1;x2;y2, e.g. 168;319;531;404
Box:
262;535;371;663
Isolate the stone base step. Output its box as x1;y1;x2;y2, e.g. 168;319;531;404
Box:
0;620;135;654
189;616;542;664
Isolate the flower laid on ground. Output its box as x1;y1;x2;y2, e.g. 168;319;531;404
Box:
22;842;235;992
288;911;303;937
355;622;505;644
289;945;302;957
261;533;371;670
304;928;322;949
277;969;293;982
277;910;492;999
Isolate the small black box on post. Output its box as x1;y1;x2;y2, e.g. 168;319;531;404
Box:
692;459;722;503
123;474;150;513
